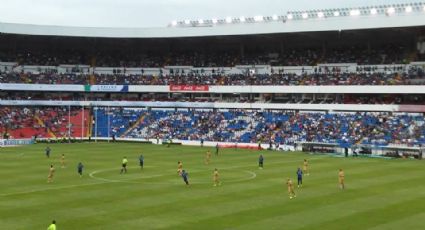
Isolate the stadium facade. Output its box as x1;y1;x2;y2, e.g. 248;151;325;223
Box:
0;2;424;158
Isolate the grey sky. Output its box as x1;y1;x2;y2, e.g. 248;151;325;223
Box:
0;0;415;28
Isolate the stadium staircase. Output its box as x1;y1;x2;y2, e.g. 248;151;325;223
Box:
68;109;89;138
34;115;56;138
120;115;146;138
86;111;93;137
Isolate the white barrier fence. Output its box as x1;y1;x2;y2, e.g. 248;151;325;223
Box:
0;139;34;147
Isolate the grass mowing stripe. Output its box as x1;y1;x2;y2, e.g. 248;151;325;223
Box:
0;143;424;229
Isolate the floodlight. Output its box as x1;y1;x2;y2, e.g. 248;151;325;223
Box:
301;13;308;19
184;20;190;25
171;21;177;26
212;18;218;24
225;17;232;23
317;12;324;18
350;9;360;16
370;8;377;15
240;16;246;22
333;11;340;16
387;7;395;14
287;14;293;19
272;14;279;20
254;15;264;22
405;6;412;13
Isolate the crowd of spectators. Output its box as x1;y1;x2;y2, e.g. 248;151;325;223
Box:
93;109;425;147
0;107;85;138
2;107;424;146
1;71;424;86
0;44;419;67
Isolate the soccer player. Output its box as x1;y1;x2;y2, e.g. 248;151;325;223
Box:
60;154;65;168
338;168;345;189
120;157;128;174
177;161;183;175
297;167;303;187
47;220;56;230
47;164;55;183
213;168;221;186
286;178;296;199
139;154;144;169
167;138;171;148
258;154;264;169
181;170;189;186
77;162;84;177
205;150;211;165
215;143;219;156
303;159;309;175
45;146;51;158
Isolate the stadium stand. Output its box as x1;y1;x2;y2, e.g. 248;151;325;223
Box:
1;71;424;86
0;107;88;139
92;109;425;147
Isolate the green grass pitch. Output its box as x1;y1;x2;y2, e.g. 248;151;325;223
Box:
1;142;424;229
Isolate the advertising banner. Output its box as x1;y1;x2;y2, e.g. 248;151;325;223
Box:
86;85;129;92
169;85;209;92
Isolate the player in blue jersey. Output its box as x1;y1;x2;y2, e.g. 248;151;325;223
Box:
258;154;264;169
77;162;84;177
181;170;189;186
139;154;144;169
45;146;51;158
297;167;303;188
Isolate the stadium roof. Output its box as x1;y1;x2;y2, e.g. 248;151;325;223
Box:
0;2;425;38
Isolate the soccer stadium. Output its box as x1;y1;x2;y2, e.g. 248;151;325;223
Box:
1;0;425;229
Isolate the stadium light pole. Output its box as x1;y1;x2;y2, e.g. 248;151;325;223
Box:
95;107;98;143
107;106;110;143
81;105;84;141
68;105;71;143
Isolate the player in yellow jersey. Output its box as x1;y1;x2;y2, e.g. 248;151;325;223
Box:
286;178;296;199
338;168;345;189
60;154;66;168
205;150;212;165
177;161;183;175
47;165;55;183
303;159;309;175
120;157;128;174
213;168;221;186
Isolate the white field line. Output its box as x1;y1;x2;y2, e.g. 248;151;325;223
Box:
0;157;322;196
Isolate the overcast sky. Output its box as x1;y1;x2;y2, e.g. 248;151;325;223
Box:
0;0;415;28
